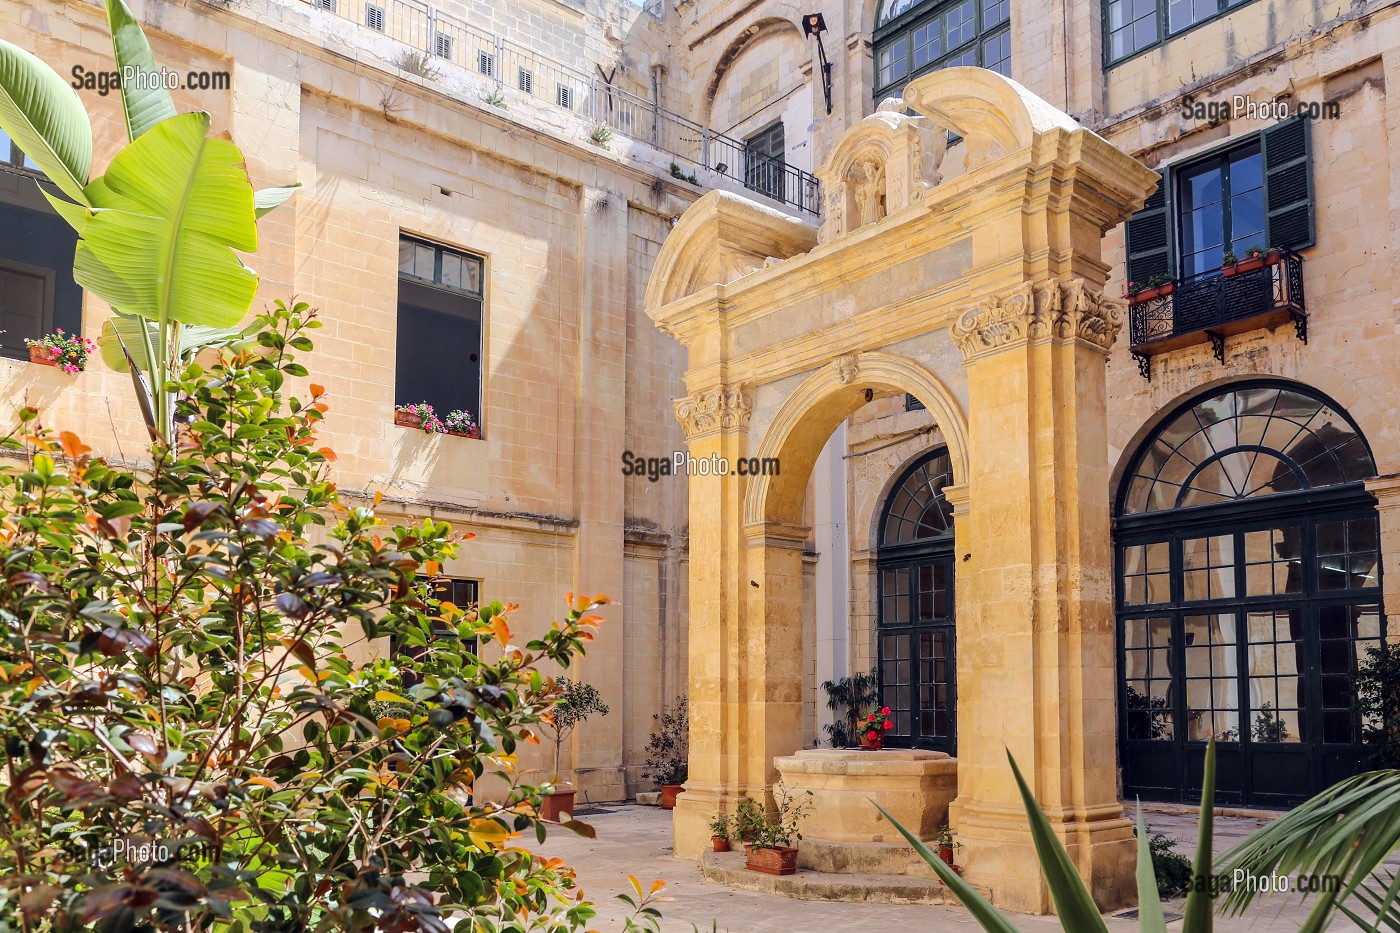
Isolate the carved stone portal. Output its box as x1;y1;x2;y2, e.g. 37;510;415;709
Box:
644;67;1160;915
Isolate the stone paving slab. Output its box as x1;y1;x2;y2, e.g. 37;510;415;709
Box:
534;804;1372;931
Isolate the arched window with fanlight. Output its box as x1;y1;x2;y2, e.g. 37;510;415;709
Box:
877;448;957;752
873;0;1010;102
1115;380;1383;808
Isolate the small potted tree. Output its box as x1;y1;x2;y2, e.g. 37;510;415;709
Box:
745;783;813;876
538;678;610;821
644;695;688;809
709;812;732;852
734;797;764;851
859;706;894;750
936;823;963;868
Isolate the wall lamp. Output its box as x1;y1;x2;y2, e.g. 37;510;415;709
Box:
802;13;834;115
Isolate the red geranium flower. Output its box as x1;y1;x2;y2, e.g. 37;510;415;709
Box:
880;707;890;716
866;730;878;742
883;720;893;730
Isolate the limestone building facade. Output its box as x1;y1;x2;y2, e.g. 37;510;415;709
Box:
1;0;1396;839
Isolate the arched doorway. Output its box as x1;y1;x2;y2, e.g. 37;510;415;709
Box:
877;448;957;753
1115;380;1384;807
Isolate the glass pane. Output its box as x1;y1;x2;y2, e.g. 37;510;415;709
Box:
1246;609;1304;744
1183;613;1239;741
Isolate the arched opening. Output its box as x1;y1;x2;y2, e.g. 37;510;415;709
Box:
1114;379;1383;807
876;448;957;752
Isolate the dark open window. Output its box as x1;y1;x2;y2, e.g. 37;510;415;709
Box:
396;236;484;430
744;123;786;203
1115;381;1383;807
874;0;1010;101
0;129;82;361
393;577;479;687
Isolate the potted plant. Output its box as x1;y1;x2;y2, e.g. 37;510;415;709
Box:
1126;273;1175;304
709;812;732;852
537;678;610;821
1222;244;1279;277
25;329;95;373
442;408;481;439
394;402;445;433
936;823;963;867
745;782;813;876
734;797;764;850
859;706;894;750
644;695;688;809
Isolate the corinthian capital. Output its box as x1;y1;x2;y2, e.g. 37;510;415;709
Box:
673;385;752;438
949;279;1121;361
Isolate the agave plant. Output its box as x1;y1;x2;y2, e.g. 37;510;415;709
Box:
1216;769;1400;931
0;0;296;440
877;740;1221;932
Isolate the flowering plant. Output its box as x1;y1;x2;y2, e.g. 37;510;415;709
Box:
443;408;479;435
395;401;446;433
1121;280;1141;300
25;328;95;373
863;706;894;743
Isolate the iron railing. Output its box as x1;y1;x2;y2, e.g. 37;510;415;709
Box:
301;0;821;215
1129;250;1306;379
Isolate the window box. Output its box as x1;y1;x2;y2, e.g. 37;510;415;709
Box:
1128;281;1175;305
1222;249;1282;278
393;411;481;439
28;345;57;367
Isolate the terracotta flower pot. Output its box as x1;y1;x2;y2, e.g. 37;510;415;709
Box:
446;424;481;439
394;410;422;429
540;788;575;821
939;845;955;866
860;734;884;751
746;845;798;876
712;836;730;852
660;783;685;809
1223;258;1264;277
28;345;56;367
1129;282;1175;305
1263;251;1282;266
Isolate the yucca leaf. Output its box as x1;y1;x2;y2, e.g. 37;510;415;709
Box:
872;801;1019;933
1006;751;1111;932
71;111;257;329
1134;803;1168;933
104;0;176;140
1181;738;1215;931
0;38;92;204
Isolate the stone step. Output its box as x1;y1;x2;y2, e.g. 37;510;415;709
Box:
700;850;958;906
797;835;945;879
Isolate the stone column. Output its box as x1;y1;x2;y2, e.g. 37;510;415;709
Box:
1364;474;1400;636
671;384;757;857
946;279;1136;913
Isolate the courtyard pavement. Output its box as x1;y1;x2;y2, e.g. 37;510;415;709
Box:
536;804;1370;932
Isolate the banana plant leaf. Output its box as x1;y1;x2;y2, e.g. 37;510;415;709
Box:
98;314;244;373
43;111;258;330
105;0;176;140
0;38;92;204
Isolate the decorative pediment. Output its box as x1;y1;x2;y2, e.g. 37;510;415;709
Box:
644;190;818;314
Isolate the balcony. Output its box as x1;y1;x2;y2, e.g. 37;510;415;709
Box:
1128;250;1307;379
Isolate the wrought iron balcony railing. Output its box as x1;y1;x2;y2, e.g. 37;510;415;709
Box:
1128;250;1306;379
299;0;821;215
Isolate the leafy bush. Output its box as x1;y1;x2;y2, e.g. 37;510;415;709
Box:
0;303;608;931
1147;831;1193;899
1356;643;1400;767
821;670;878;748
643;696;688;786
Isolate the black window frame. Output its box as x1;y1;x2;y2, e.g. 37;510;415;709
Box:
395;234;485;434
1125;117;1314;290
873;0;1011;102
1103;0;1259;67
743;122;786;204
392;576;479;686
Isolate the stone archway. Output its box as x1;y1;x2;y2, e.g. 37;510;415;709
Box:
644;67;1159;913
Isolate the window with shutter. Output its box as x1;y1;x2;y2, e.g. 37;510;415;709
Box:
364;4;385;31
1125;182;1171;286
1261;117;1314;251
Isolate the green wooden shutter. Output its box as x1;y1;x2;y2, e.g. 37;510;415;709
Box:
1125;177;1173;286
1262;116;1314;250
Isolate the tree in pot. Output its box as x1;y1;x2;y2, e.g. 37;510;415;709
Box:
539;678;610;821
821;669;878;748
709;812;732;852
645;695;689;808
734;797;765;849
745;782;814;876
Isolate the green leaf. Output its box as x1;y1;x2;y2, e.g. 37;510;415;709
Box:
1006;751;1110;933
254;183;301;218
99;500;145;519
104;0;176;140
1181;738;1215;932
1134;803;1168;933
98;313;242;373
72;112;258;330
0;38;92;204
872;800;1020;933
